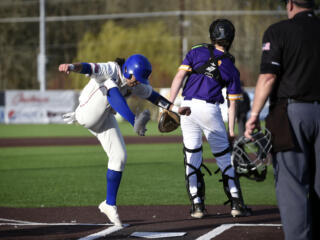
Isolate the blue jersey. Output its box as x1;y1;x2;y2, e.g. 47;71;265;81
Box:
179;46;242;104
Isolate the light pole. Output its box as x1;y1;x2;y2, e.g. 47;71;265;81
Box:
179;0;185;61
38;0;46;92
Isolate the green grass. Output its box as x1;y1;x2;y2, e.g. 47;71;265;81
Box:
0;122;276;207
0;121;182;138
0;142;276;207
0;121;267;138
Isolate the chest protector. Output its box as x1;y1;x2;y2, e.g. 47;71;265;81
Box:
189;43;235;88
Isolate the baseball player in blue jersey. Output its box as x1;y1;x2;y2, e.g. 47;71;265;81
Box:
169;19;251;218
59;54;190;226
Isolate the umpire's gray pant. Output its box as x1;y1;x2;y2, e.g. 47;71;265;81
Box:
273;102;320;240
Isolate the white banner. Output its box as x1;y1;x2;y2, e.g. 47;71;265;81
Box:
0;106;4;123
5;90;77;124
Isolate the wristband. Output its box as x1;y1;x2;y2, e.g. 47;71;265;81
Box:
171;105;179;114
68;64;75;71
251;112;259;117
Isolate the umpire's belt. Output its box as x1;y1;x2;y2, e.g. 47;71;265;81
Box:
288;98;320;104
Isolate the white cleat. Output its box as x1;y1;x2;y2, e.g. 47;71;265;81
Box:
98;201;122;227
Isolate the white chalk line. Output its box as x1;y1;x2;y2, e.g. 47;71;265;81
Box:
78;224;129;240
0;217;128;240
196;223;282;240
1;218;281;240
0;217;111;226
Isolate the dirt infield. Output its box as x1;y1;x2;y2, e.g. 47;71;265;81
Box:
0;136;283;240
0;136;185;147
0;205;282;240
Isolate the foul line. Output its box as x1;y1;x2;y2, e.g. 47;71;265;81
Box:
0;218;111;226
0;218;128;240
78;224;129;240
196;223;282;240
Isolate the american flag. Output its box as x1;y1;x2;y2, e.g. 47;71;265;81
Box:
262;42;270;51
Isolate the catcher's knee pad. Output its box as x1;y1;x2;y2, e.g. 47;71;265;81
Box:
212;146;231;158
213;146;233;172
183;146;205;203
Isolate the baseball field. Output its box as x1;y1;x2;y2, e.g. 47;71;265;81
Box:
0;122;282;240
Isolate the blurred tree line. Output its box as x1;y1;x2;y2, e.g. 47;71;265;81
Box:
0;0;319;90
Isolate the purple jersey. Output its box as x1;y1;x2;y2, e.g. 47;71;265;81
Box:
179;46;242;104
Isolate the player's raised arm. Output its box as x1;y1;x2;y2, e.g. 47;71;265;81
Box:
58;63;92;75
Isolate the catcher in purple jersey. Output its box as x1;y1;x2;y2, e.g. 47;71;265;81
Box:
169;19;252;218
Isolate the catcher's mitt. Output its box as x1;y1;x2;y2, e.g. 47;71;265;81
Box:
158;110;180;133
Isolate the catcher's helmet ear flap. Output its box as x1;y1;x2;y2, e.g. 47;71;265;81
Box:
209;19;235;50
122;54;152;85
231;128;272;182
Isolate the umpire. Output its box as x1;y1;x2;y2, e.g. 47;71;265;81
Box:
245;0;320;240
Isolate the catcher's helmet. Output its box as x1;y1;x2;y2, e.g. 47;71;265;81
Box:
231;128;272;182
209;19;235;51
122;54;152;84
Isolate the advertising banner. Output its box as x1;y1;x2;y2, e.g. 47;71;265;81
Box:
5;90;77;124
0;106;4;123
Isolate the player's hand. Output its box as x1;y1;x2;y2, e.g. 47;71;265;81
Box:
59;64;72;74
178;106;191;116
244;115;260;140
134;110;151;136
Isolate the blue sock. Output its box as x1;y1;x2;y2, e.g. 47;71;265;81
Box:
106;169;122;206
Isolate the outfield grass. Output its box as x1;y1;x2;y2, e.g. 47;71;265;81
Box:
0;122;276;207
0;143;276;207
0;122;182;138
0;121;266;138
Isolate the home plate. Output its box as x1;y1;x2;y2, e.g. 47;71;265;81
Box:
131;231;187;238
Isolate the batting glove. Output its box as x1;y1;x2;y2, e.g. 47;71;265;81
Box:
134;110;151;136
62;112;77;124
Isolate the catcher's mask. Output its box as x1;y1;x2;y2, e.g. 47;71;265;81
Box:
231;128;272;182
122;54;152;85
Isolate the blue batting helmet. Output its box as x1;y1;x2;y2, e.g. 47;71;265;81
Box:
122;54;152;84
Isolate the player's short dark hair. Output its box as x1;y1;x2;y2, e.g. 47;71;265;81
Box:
114;58;125;68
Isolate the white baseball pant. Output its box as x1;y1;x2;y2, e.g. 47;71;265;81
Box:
75;79;127;172
181;98;237;202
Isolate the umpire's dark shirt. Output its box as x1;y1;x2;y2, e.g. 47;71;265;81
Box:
260;10;320;103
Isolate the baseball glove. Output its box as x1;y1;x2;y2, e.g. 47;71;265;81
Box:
158;110;180;133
